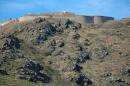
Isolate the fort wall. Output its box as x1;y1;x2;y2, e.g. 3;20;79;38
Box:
94;16;114;24
18;14;114;25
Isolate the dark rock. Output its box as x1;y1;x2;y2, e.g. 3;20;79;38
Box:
18;60;52;83
109;78;129;86
57;41;64;48
0;69;8;75
115;79;125;83
0;60;2;66
65;19;73;28
22;61;43;72
19;72;51;83
52;24;64;33
2;35;21;50
73;64;83;73
73;74;92;86
37;33;47;43
75;52;91;64
121;67;130;77
36;22;56;43
127;69;130;76
81;52;91;61
65;19;81;29
76;57;84;64
44;24;56;35
34;17;46;23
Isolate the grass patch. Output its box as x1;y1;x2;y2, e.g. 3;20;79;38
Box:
0;76;43;86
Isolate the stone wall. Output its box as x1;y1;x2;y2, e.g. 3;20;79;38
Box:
50;16;94;25
18;15;114;25
94;16;114;24
19;16;49;22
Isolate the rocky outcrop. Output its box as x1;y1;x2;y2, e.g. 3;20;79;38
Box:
36;21;56;43
2;35;21;50
73;64;83;73
36;18;81;44
0;69;8;75
72;74;92;86
18;60;52;83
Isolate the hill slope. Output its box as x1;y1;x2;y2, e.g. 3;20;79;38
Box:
0;16;130;86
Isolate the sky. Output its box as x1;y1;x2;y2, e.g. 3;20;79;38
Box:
0;0;130;20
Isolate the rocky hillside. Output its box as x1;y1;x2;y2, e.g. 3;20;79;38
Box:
0;15;130;86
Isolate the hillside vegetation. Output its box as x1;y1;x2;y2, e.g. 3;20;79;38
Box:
0;16;130;86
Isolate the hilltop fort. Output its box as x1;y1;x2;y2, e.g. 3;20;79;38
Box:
0;11;130;86
0;12;114;26
19;12;114;24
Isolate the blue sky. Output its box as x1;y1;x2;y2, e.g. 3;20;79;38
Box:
0;0;130;20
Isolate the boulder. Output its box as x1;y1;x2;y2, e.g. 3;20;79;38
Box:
2;35;21;50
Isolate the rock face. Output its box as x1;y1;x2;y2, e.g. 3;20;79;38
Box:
33;17;46;23
18;60;52;83
2;35;21;50
36;21;56;43
35;18;81;44
73;74;92;86
0;69;8;75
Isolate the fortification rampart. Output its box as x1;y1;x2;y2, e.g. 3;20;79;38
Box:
18;14;114;25
94;16;114;24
